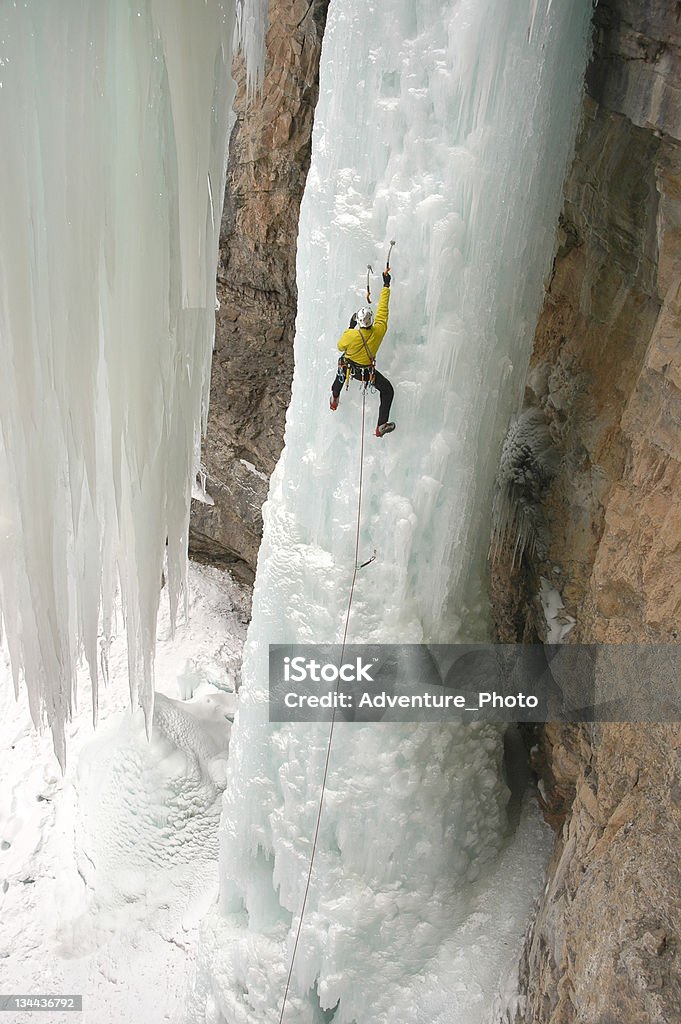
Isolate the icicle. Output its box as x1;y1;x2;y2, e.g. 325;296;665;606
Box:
0;0;266;756
490;407;559;567
236;0;269;94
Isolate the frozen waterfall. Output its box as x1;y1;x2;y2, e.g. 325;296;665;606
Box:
0;0;266;765
190;1;592;1022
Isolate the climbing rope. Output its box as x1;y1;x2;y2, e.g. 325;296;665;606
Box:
279;239;396;1018
278;387;370;1024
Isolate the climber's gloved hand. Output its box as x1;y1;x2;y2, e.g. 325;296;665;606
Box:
383;271;391;287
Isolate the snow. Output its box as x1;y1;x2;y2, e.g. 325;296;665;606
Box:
191;0;592;1022
0;0;265;765
539;577;576;643
0;563;248;1024
240;459;270;483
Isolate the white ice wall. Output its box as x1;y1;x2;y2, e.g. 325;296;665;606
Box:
0;0;266;764
192;1;591;1021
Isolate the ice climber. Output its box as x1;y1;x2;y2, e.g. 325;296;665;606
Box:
329;270;396;437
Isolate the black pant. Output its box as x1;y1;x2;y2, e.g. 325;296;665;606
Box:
332;360;394;426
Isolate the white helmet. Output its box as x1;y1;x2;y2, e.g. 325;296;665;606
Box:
355;306;374;328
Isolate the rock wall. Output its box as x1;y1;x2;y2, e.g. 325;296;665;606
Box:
492;1;681;1020
189;0;329;583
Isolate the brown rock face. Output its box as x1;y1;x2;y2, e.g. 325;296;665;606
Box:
587;0;681;140
519;724;681;1024
189;0;329;582
491;1;681;1020
522;96;670;641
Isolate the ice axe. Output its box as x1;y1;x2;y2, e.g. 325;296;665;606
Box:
356;548;376;570
367;240;395;303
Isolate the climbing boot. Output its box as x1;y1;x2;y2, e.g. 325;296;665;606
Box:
330;394;339;411
375;422;396;437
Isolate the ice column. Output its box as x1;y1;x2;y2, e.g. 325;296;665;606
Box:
0;0;266;764
192;0;592;1022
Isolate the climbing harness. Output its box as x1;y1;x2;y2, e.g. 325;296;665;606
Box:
338;357;372;391
337;357;376;397
278;388;372;1024
338;350;376;394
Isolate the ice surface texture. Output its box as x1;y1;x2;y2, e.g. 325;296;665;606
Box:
192;0;592;1022
76;692;233;914
0;564;248;1024
0;0;266;764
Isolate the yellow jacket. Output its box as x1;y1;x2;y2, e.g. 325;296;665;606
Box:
337;287;390;365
